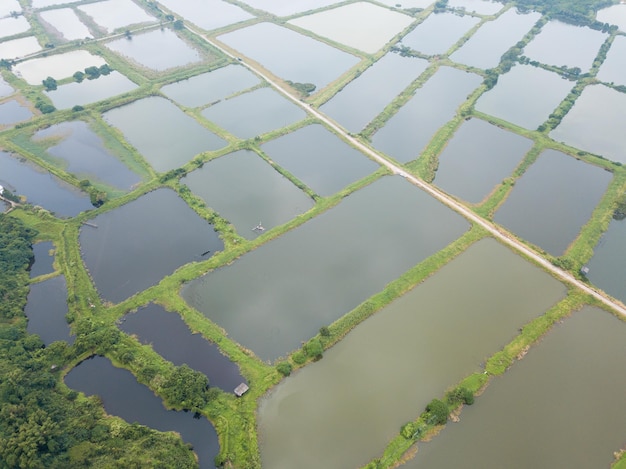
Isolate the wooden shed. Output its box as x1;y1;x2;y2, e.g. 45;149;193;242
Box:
234;383;249;397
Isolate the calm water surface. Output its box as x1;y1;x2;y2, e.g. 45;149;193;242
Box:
119;303;244;391
157;0;253;31
237;0;342;16
400;12;480;56
434;118;533;203
373;66;482;163
258;238;566;469
40;8;92;41
77;0;155;33
80;188;223;303
0;0;21;17
587;218;626;304
30;241;55;278
0;151;92;217
65;356;219;469
33;120;141;189
183;176;469;361
13;50;106;85
260;124;379;196
181;150;313;239
494;149;612;256
448;0;502;15
46;71;138;109
403;306;626;469
320;53;429;133
597;35;626;86
0;16;29;39
550;84;626;164
104;96;226;172
0;76;13;97
596;4;626;31
0;36;41;60
25;275;74;346
0;100;32;126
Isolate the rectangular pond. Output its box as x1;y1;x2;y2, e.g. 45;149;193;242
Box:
119;303;245;391
372;66;482;163
402;306;626;469
160;64;260;108
399;11;480;56
448;0;502;15
32;120;142;190
597;35;626;86
103;96;226;173
181;149;314;239
65;355;219;469
260;123;379;196
45;71;138;109
0;150;92;217
30;241;55;278
474;64;573;130
320;52;429;134
587;217;626;304
201;87;306;139
494;149;612;256
79;188;224;304
25;275;74;346
433;118;533;204
550;84;626;164
0;0;21;17
77;0;156;33
258;238;566;469
39;8;92;41
182;175;470;362
13;49;106;85
596;4;626;31
217;22;360;91
0;36;41;60
0;99;33;126
157;0;254;31
0;76;14;98
237;0;342;17
450;9;541;70
0;16;29;39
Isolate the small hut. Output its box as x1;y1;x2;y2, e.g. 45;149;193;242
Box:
580;266;590;276
234;383;249;397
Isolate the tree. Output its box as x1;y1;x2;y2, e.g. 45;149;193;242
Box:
425;398;448;425
73;71;85;83
42;76;57;91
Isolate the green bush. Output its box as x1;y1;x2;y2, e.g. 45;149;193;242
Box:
319;326;330;337
276;361;292;376
292;351;306;365
425;398;448;425
446;386;474;406
305;338;323;360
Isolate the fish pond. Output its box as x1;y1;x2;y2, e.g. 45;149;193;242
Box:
258;238;566;469
119;303;245;391
236;0;341;17
433;118;533;204
402;306;626;469
0;0;21;17
494;149;612;256
25;275;74;346
64;355;219;469
0;100;32;126
13;50;106;85
157;0;253;31
103;96;226;173
596;35;626;86
77;0;156;33
551;84;626;165
201;87;306;140
0;76;14;98
79;188;223;303
0;16;29;39
474;64;573;130
587;217;626;305
181;150;314;239
320;53;429;133
0;151;92;217
182;176;469;362
160;65;260;108
0;36;41;60
400;11;480;56
30;241;55;278
447;0;502;15
372;66;482;163
217;22;361;91
45;71;138;109
32;120;141;190
596;3;626;31
260;123;379;196
39;8;92;41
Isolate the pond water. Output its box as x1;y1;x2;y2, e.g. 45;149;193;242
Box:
39;8;92;41
597;4;626;31
78;0;156;33
45;71;138;109
474;64;573;130
119;303;245;391
494;149;612;256
157;0;253;31
0;16;29;39
105;28;201;72
372;66;482;163
25;275;74;346
201;87;306;139
450;9;541;70
260;124;379;196
377;0;434;8
33;120;141;190
433;118;533;203
0;76;14;98
523;20;607;71
400;12;480;56
181;150;314;239
237;0;341;17
30;241;55;278
218;22;360;91
550;84;626;164
79;188;223;303
13;50;106;85
597;35;626;86
182;176;469;362
64;356;219;469
320;53;429;133
0;100;33;126
587;218;626;304
0;36;41;60
402;306;626;469
289;2;414;54
103;96;226;173
258;238;566;469
31;0;78;8
448;0;502;15
0;151;92;217
0;0;21;18
160;65;260;108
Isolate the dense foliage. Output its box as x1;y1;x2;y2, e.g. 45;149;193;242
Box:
506;0;615;26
